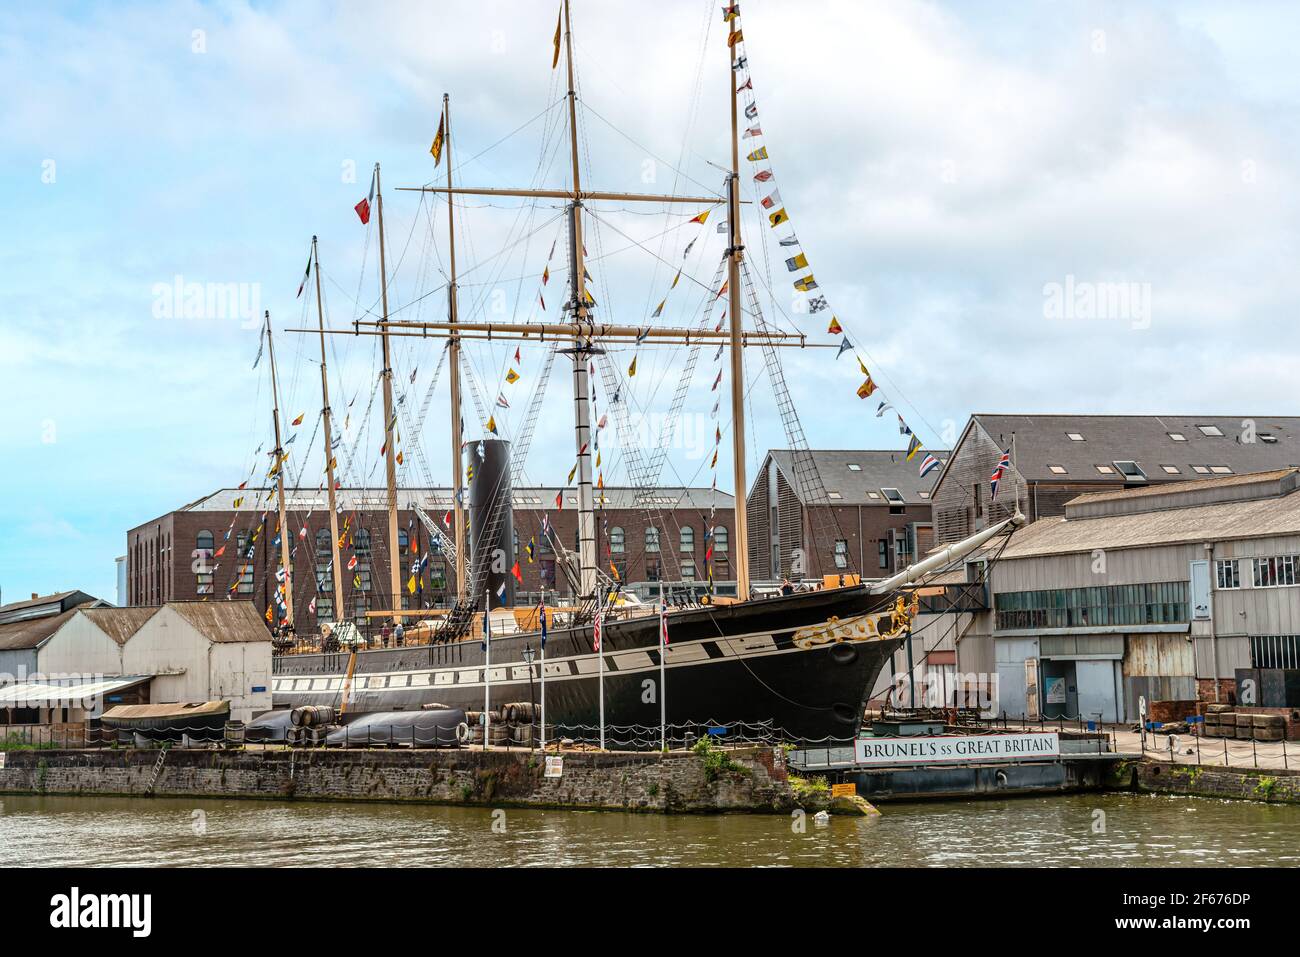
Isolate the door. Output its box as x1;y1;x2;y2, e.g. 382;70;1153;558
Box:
1075;659;1119;724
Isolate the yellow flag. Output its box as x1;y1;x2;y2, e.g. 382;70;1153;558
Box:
486;416;497;434
407;575;417;594
552;6;562;68
857;376;877;399
430;114;445;165
628;355;637;377
505;368;520;383
747;147;768;162
768;207;788;227
689;209;711;225
567;463;577;484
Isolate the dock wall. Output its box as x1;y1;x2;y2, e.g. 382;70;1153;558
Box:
0;747;800;814
1111;760;1300;805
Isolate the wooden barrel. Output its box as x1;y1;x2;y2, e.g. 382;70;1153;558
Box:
489;725;509;745
291;706;336;728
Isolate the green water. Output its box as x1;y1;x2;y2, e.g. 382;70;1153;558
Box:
1;793;1297;866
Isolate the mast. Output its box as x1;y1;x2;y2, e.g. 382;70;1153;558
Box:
374;163;404;621
312;236;346;627
264;310;295;631
563;0;598;599
726;37;751;600
444;93;467;598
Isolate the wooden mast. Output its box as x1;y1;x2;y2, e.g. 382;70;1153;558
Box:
264;310;295;631
443;93;467;598
726;34;751;600
374;163;404;622
311;236;346;629
563;0;598;599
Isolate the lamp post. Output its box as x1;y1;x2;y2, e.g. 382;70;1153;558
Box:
522;644;537;752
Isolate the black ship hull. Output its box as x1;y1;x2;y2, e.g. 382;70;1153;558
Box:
272;585;904;743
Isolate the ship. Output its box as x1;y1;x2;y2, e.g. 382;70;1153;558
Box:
255;0;1020;746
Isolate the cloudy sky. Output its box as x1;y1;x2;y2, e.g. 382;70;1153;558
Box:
2;0;1297;604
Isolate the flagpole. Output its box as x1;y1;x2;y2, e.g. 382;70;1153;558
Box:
483;587;491;750
659;581;666;752
539;589;547;752
374;163;403;633
443;93;468;599
597;603;605;751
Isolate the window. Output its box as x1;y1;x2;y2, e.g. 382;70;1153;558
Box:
609;526;625;554
1066;432;1085;441
680;527;695;553
866;491;882;500
1250;635;1300;669
1161;465;1180;474
1113;460;1146;480
681;560;696;581
1048;465;1067;474
399;529;410;555
880;488;905;504
834;540;849;570
540;559;557;589
995;581;1190;630
847;463;862;472
878;541;888;569
236;533;255;594
356;565;373;592
355;529;372;559
1192;465;1210;474
352;596;369;627
195;530;214;594
1168;432;1186;441
645;527;660;553
713;526;728;553
315;528;332;562
1197;425;1224;437
1253;555;1297;588
1215;559;1240;590
918;491;930;499
645;560;661;582
827;491;842;500
1209;465;1233;474
315;596;334;621
1259;433;1279;444
1095;465;1115;474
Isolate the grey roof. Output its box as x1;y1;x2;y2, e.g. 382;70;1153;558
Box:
0;590;98;626
967;414;1300;484
0;607;83;652
180;486;734;515
166;601;273;644
80;606;162;645
766;450;948;506
997;482;1300;559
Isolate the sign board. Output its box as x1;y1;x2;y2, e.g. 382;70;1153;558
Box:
830;782;857;798
0;753;5;769
854;733;1060;767
251;686;266;693
544;755;564;779
1044;676;1067;705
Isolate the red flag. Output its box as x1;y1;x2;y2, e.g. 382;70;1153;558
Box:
354;197;371;224
554;491;563;509
593;606;602;652
511;561;522;583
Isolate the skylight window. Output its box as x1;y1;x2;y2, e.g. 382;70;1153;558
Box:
1197;425;1224;437
880;488;905;504
1048;465;1067;474
1209;465;1234;474
1161;465;1181;474
1095;465;1115;474
866;491;881;499
1192;465;1210;474
1259;433;1278;444
1066;432;1085;441
1168;432;1187;442
846;463;862;471
1113;460;1146;480
827;491;843;500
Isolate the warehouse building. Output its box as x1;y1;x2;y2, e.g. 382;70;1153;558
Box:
911;469;1300;729
745;449;942;584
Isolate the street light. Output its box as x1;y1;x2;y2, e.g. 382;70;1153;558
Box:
522;644;537;751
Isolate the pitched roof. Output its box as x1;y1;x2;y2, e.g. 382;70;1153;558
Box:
165;601;272;643
80;606;162;645
0;607;83;652
765;449;947;506
969;414;1300;484
997;484;1300;559
0;590;98;626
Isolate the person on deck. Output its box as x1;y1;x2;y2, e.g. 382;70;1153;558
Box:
780;579;794;596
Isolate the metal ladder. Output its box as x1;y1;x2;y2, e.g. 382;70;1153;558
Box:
145;747;167;796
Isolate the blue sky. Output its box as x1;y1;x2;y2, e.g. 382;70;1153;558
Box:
2;0;1297;604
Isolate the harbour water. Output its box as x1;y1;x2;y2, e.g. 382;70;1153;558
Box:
1;793;1297;867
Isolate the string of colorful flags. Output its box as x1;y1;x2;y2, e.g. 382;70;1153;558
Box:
724;4;941;479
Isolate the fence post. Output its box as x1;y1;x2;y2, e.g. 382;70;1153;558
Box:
1223;736;1228;767
1252;735;1258;769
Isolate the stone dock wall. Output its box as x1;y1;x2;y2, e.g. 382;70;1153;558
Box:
0;746;802;814
1107;760;1300;804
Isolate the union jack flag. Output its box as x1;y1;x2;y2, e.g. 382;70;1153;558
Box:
660;603;670;647
990;449;1012;500
593;605;603;652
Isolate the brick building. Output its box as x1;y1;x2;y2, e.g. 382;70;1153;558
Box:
931;414;1300;545
745;450;944;584
126;486;734;636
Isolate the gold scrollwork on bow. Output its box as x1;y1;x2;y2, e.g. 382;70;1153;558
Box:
791;594;918;650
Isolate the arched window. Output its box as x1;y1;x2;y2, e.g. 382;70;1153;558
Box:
195;530;214;595
609;526;625;554
645;527;660;553
680;526;695;553
713;526;728;553
399;529;409;555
